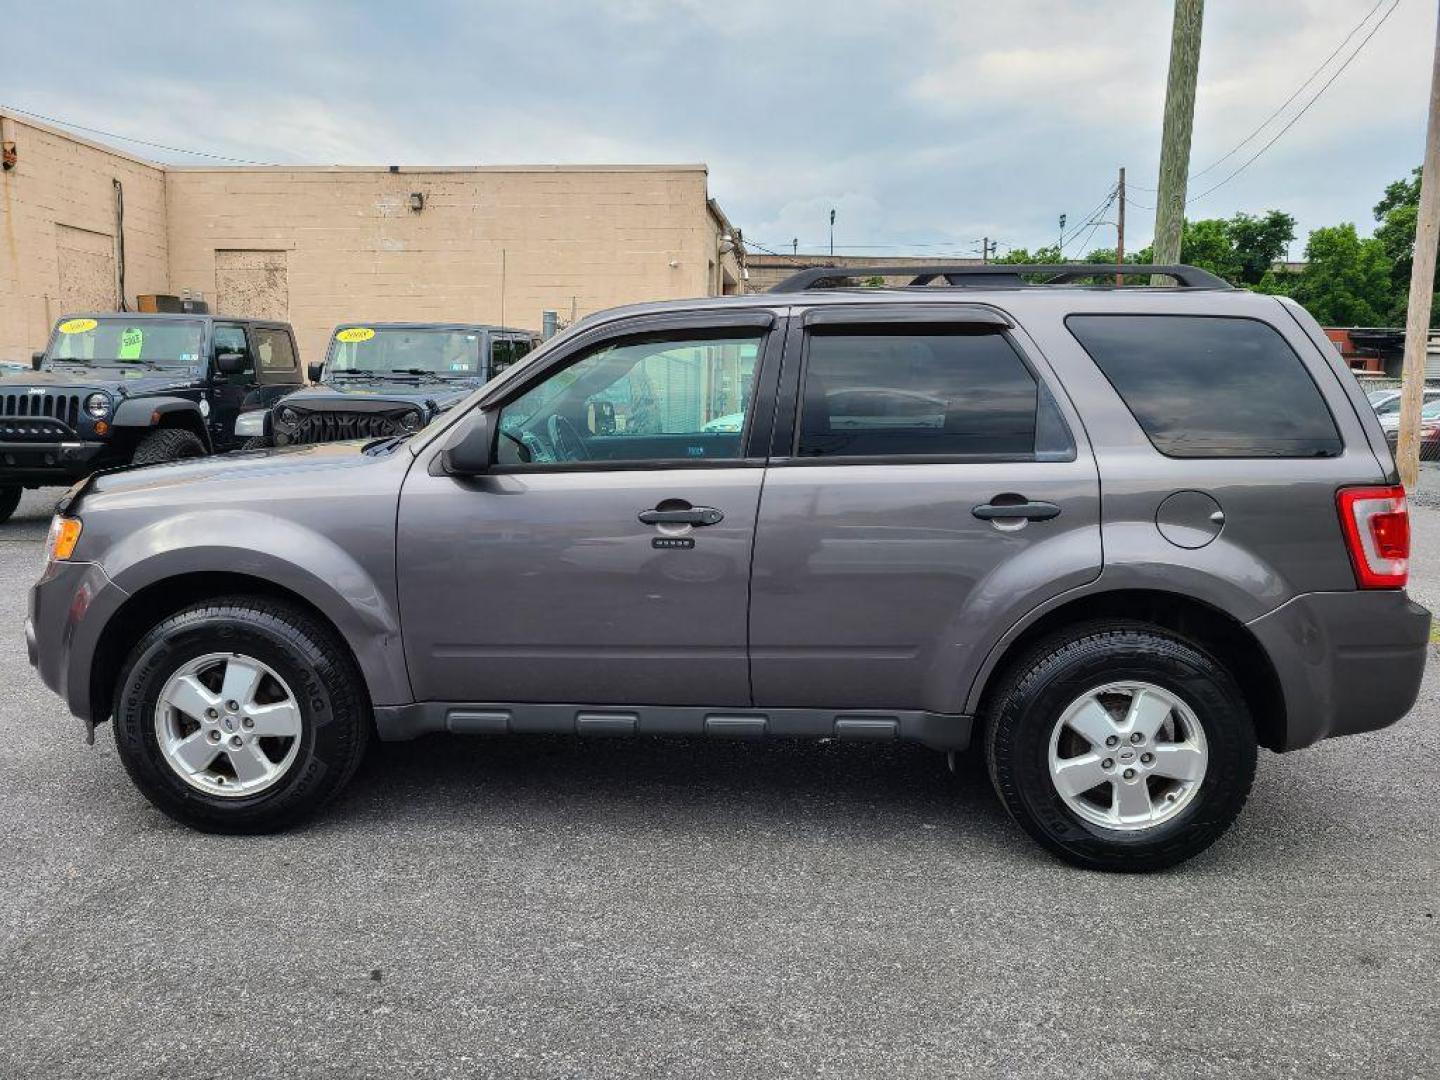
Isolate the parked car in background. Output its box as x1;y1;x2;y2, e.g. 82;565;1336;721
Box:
0;314;303;522
1369;386;1440;418
1382;397;1440;460
27;265;1429;871
237;322;539;448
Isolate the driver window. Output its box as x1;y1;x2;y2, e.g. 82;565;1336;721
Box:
496;333;762;466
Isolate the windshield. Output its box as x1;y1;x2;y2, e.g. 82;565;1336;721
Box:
325;327;484;376
49;317;205;366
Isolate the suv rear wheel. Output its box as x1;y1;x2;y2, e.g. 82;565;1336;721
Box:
132;428;207;466
0;485;20;524
985;621;1257;872
111;597;370;832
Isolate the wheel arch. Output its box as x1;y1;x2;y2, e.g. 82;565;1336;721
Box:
968;588;1287;752
89;571;367;727
111;397;212;452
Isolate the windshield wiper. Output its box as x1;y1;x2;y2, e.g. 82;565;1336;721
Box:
388;368;449;381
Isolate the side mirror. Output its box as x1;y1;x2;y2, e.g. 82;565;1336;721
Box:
441;410;496;475
31;352;44;371
216;351;248;375
307;360;324;382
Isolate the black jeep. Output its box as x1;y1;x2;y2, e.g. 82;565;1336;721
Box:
238;322;538;448
0;313;302;522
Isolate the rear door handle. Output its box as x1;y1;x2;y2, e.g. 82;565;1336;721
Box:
638;506;724;526
972;500;1061;522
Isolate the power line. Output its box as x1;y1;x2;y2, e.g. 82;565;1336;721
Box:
1189;0;1390;182
1186;0;1400;206
0;101;280;166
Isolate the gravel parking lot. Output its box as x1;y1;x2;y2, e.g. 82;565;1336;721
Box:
0;485;1436;1079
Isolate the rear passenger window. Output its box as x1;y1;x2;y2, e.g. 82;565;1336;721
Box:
1067;315;1342;458
797;330;1069;459
252;328;297;373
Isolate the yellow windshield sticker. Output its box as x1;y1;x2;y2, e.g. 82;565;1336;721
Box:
336;327;376;343
58;318;98;335
118;328;144;359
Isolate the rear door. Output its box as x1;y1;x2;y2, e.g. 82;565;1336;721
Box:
208;323;256;451
748;305;1102;714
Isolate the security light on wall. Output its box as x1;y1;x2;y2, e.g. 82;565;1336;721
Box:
409;192;425;212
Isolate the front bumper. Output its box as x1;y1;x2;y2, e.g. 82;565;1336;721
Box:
27;558;128;722
1248;589;1431;750
0;440;108;486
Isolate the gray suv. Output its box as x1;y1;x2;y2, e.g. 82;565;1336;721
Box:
26;265;1431;871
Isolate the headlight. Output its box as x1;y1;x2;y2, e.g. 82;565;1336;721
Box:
277;406;298;426
84;392;110;419
400;410;423;432
45;515;82;562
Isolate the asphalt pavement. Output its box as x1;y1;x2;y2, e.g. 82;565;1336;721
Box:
0;485;1436;1079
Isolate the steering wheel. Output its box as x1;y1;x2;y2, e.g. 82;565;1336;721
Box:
546;414;591;462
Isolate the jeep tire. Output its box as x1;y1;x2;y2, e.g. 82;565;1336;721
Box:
0;485;20;524
112;597;371;833
131;428;207;466
985;620;1257;873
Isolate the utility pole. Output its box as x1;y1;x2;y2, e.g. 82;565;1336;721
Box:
981;237;994;264
1152;0;1204;283
1115;167;1127;286
829;209;836;257
1058;213;1067;256
1396;3;1440;491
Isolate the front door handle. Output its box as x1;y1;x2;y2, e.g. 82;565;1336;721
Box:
638;506;724;527
972;499;1061;522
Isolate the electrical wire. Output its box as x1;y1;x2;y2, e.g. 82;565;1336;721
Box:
1189;0;1390;182
1186;0;1399;206
0;101;279;165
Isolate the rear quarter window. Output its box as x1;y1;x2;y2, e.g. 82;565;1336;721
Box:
1066;314;1342;458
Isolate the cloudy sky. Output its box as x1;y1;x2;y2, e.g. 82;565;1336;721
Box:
0;0;1428;258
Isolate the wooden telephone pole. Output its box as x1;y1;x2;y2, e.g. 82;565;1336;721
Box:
1115;166;1127;285
1396;3;1440;490
1152;0;1204;282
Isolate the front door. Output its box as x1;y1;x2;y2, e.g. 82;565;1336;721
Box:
748;309;1102;714
208;323;255;451
399;317;778;706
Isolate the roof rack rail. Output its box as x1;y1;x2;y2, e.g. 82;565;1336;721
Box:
767;263;1232;293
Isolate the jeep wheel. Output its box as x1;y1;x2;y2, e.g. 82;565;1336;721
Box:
0;485;20;524
131;428;207;466
112;597;370;832
985;621;1256;872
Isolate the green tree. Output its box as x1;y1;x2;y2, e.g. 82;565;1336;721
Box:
1179;218;1240;282
1371;166;1434;323
1227;210;1296;284
1290;224;1394;326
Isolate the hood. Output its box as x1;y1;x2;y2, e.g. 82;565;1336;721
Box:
78;438;403;507
288;376;480;412
6;364;201;397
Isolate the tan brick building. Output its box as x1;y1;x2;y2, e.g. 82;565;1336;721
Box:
0;112;743;364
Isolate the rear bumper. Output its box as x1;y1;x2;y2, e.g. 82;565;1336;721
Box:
1248;589;1431;750
0;440;107;487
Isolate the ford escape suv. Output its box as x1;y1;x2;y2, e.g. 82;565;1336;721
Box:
27;265;1430;871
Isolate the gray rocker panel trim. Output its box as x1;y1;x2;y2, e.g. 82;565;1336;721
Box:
373;702;974;751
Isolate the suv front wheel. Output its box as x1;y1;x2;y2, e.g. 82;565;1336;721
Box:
985;621;1257;872
112;597;370;832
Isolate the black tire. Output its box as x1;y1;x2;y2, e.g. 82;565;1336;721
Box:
112;596;370;833
241;436;271;450
984;620;1257;872
0;485;20;524
131;427;207;466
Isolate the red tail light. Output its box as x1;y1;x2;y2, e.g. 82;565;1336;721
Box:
1337;485;1409;589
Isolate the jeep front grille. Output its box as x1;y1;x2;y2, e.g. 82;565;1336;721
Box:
282;410;405;445
0;391;82;437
